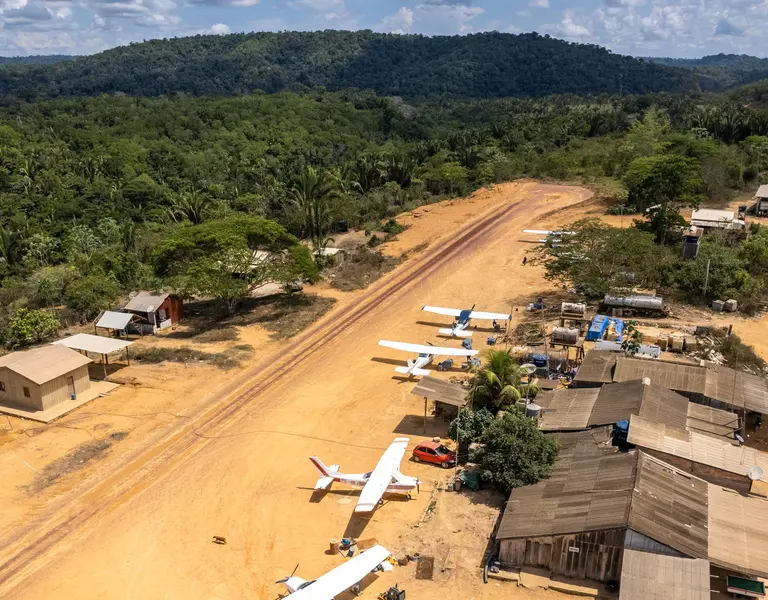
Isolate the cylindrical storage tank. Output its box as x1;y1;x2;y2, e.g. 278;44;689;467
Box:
614;419;629;444
603;294;664;311
525;403;542;420
551;327;579;345
561;302;586;317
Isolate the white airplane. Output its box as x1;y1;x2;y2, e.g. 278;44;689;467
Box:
277;544;391;599
522;229;576;243
422;304;511;337
310;437;420;513
377;340;478;377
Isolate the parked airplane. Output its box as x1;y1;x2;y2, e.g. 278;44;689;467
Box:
377;340;478;376
310;437;420;513
522;229;576;243
422;304;511;337
277;544;391;599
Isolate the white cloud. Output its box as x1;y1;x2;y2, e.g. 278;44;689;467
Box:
547;12;590;38
210;22;229;34
516;9;531;17
376;6;413;34
529;0;550;8
412;2;485;34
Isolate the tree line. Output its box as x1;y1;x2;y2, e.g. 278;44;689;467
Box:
0;31;710;102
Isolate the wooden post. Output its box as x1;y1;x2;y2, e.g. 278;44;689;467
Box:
102;357;107;380
126;345;131;366
424;398;428;434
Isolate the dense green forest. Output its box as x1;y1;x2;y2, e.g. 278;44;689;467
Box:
0;31;709;102
0;31;768;348
0;55;72;66
646;54;768;91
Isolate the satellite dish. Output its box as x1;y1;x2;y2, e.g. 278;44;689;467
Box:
128;291;138;299
748;466;765;481
521;363;537;375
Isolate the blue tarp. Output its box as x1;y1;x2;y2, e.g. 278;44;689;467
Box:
609;317;625;342
586;315;609;341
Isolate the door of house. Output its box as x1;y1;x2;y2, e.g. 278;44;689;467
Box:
66;376;75;397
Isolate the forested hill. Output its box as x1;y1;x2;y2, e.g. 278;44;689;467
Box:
646;54;768;90
0;31;705;101
0;55;72;66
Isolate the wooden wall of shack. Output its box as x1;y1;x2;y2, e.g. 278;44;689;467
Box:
499;528;626;583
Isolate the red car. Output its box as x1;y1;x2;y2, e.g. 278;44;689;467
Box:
412;441;456;468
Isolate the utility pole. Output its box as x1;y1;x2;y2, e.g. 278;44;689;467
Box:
703;259;711;299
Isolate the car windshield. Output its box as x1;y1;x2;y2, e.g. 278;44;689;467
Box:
435;445;451;455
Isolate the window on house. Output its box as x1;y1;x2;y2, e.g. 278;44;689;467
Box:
23;386;30;398
0;381;5;391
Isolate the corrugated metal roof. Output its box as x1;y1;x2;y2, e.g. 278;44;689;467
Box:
704;363;768;414
95;310;135;330
613;357;706;395
410;376;467;407
497;428;635;539
619;550;710;600
0;345;92;385
708;484;768;578
124;291;170;313
627;413;768;481
757;184;768;199
686;403;739;437
537;388;600;431
629;453;709;559
53;334;132;356
573;350;616;385
691;208;734;222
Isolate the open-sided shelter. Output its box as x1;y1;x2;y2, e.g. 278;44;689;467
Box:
123;291;183;334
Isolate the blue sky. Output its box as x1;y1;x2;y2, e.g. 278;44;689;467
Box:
0;0;767;58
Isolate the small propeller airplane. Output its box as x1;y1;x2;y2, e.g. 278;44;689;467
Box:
276;544;391;599
310;437;420;513
377;340;478;377
522;229;576;243
421;304;511;338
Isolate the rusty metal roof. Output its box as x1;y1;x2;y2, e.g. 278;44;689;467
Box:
613;357;706;395
410;376;468;407
573;350;616;385
620;550;710;600
497;429;636;539
629;453;709;559
537;388;600;431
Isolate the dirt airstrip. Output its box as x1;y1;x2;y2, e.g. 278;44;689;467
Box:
0;181;595;600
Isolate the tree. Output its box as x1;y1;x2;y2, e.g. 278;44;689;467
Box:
621;322;643;356
23;233;58;268
5;307;60;348
289;166;337;241
473;409;559;493
448;407;494;445
64;274;120;321
66;225;101;260
533;218;673;298
469;349;527;410
624;154;703;242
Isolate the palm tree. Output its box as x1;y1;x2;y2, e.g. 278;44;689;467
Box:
289;166;336;240
469;349;527;411
168;190;210;225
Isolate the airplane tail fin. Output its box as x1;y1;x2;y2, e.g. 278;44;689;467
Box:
309;456;339;490
438;328;472;337
395;366;431;377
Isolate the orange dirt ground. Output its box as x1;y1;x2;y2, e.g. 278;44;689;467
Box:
0;181;607;600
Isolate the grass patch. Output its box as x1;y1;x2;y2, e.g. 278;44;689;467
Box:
193;327;239;343
25;431;128;494
712;330;767;374
331;247;401;292
230;293;336;339
132;345;250;370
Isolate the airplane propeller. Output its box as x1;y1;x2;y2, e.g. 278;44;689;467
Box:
276;564;299;584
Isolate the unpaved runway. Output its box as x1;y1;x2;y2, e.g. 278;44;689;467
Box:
0;182;592;600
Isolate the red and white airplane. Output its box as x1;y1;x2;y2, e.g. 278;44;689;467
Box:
277;544;391;598
309;437;419;513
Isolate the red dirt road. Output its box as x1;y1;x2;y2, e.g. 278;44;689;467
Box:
0;182;592;600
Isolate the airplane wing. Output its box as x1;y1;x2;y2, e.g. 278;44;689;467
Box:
422;305;462;317
523;229;575;235
288;545;391;600
355;438;409;512
469;310;511;321
378;340;478;357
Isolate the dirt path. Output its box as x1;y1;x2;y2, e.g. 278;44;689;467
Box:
0;182;592;600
